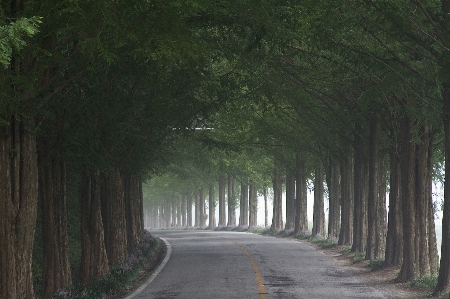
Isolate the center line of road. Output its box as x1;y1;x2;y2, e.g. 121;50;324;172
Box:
229;240;268;299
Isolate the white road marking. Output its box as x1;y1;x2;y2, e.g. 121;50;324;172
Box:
124;237;172;299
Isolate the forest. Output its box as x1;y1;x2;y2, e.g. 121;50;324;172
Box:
2;0;450;298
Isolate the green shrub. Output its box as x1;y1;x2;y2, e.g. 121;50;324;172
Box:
353;251;365;262
43;232;160;299
248;226;265;234
341;245;351;255
411;275;438;291
368;258;385;270
320;237;338;248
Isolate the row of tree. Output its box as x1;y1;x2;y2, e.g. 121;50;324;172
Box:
1;1;272;298
5;1;450;298
145;2;450;298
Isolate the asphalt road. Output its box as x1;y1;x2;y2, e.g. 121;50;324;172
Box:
127;230;385;299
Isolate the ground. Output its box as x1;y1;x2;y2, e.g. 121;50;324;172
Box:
300;238;440;299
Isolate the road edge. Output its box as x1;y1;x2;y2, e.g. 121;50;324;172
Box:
124;237;172;299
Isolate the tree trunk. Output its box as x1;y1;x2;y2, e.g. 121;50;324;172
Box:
240;182;249;227
124;174;143;250
312;166;325;237
326;159;340;239
366;112;386;260
199;188;205;227
38;152;72;297
79;169;109;285
416;126;431;276
209;184;216;228
181;195;187;227
249;181;258;227
0;118;39;299
218;175;226;226
264;186;268;227
101;168;127;266
294;154;308;234
271;159;284;230
194;191;200;227
385;141;403;266
285;171;296;230
352;129;369;253
176;197;182;227
398;115;418;281
227;174;236;226
338;154;354;245
171;198;176;227
187;192;193;227
165;200;171;228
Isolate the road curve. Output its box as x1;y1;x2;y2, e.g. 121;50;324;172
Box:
128;230;385;299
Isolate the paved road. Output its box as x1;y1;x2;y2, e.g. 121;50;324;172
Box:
128;230;385;299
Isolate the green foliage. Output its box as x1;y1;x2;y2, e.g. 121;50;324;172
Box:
341;245;352;255
410;275;438;291
353;252;366;262
320;237;338;249
0;16;41;67
43;233;160;299
368;258;385;271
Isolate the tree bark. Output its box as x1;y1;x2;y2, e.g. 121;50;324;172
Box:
181;194;187;227
326;159;340;239
338;154;354;245
218;175;227;226
398;115;418;281
285;171;296;230
171;198;176;227
38;151;72;297
385;140;403;266
79;169;109;285
352;129;369;253
124;174;143;250
271;159;284;230
199;188;205;227
264;187;268;227
101;168;127;266
209;184;216;228
187;191;193;227
312;166;325;237
227;174;236;226
366;112;386;260
416;126;431;277
176;197;181;227
294;154;308;233
249;181;258;227
0;118;39;299
194;191;200;227
240;182;249;227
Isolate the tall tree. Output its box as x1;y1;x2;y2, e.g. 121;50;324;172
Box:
312;167;325;237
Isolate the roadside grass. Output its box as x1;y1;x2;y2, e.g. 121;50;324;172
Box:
46;231;160;299
368;258;385;271
410;275;438;291
353;251;366;262
341;245;352;255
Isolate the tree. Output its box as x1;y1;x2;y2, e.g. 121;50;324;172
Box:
312;166;325;237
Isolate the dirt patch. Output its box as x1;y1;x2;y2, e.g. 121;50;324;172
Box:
300;239;439;299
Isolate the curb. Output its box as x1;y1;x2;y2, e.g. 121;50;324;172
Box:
124;238;172;298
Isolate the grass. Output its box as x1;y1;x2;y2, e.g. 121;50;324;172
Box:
353;251;366;262
410;275;438;291
46;231;160;299
341;245;352;255
368;258;385;270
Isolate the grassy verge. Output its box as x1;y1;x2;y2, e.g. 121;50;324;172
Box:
37;231;162;299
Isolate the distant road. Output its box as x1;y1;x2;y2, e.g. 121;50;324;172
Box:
128;230;385;299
